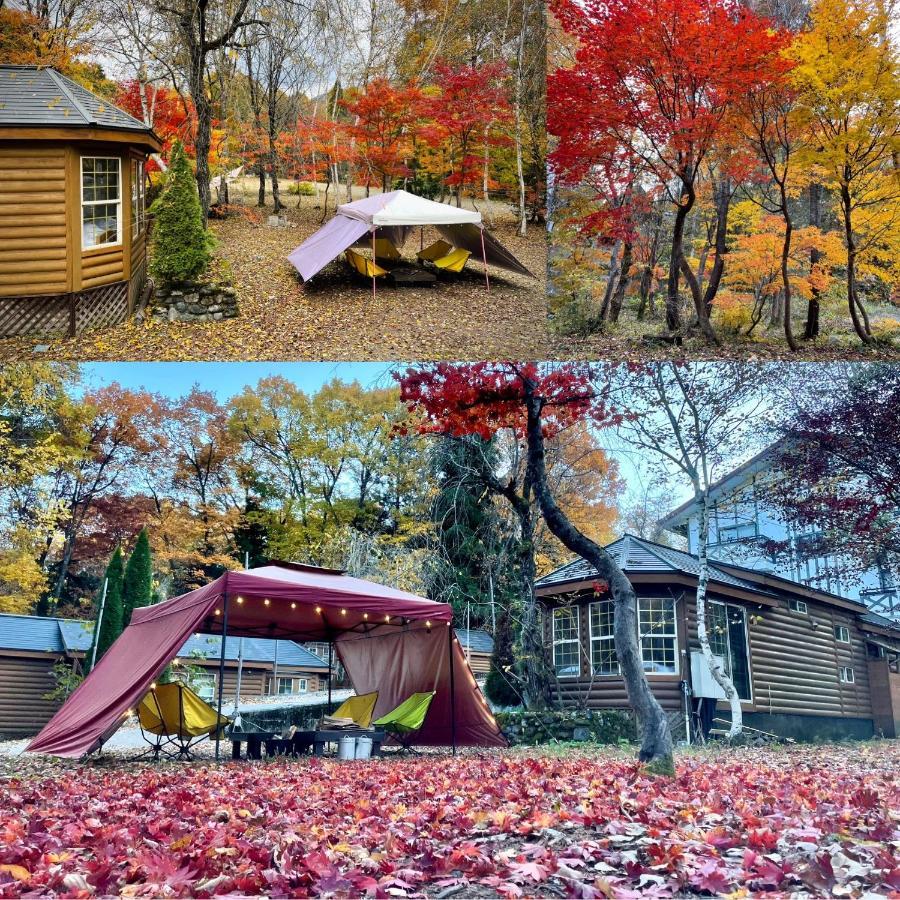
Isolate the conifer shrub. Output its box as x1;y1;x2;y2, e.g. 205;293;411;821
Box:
122;528;153;627
150;140;214;286
89;547;124;670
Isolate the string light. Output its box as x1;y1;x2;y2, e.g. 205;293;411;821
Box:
264;599;271;607
315;606;322;614
236;596;244;605
341;608;347;616
291;602;297;609
363;612;369;620
385;615;390;622
150;682;156;690
425;620;432;628
124;709;132;717
214;608;221;616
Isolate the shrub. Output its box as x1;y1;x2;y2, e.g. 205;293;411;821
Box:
714;290;755;333
122;528;152;628
871;317;900;343
150;140;214;286
495;708;636;745
287;181;316;196
88;547;124;671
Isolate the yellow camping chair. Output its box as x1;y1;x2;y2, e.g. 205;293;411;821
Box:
433;248;471;274
322;691;379;729
136;681;231;761
417;240;452;263
373;238;401;262
346;248;388;279
373;691;435;752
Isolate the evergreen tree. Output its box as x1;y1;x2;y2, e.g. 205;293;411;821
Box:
122;528;153;627
150;140;213;286
484;606;522;706
89;547;124;671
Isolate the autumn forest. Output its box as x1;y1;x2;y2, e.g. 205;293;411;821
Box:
549;0;900;356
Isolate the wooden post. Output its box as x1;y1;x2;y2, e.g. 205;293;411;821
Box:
448;623;457;754
214;593;229;761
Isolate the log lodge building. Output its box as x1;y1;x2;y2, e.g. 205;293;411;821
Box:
0;65;160;337
537;535;900;741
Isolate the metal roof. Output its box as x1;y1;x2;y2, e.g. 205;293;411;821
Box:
535;534;773;597
0;614;327;667
859;610;900;633
0;65;151;132
456;628;494;654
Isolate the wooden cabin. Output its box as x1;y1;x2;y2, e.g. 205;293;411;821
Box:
0;614;329;739
0;65;161;337
536;535;900;741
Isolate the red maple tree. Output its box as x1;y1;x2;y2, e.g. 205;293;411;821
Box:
548;0;786;340
114;81;193;172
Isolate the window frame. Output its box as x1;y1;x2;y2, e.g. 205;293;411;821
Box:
834;624;851;644
588;599;619;676
552;606;581;679
789;598;808;615
130;158;146;240
637;596;679;676
839;666;855;684
81;156;122;250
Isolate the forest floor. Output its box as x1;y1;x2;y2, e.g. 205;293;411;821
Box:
549;292;900;362
0;741;896;896
0;181;550;362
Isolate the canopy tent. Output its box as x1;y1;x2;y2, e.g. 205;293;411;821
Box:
27;563;505;758
287;190;533;285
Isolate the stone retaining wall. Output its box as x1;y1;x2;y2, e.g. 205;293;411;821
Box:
152;281;239;324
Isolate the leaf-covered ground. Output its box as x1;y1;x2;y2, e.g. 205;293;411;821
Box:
0;191;550;362
1;743;897;897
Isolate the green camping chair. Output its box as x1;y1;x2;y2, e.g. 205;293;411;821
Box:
373;691;435;752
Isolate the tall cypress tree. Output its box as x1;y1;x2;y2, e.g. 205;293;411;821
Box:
89;547;124;670
122;528;153;627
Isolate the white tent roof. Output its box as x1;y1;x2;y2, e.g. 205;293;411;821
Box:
337;190;482;227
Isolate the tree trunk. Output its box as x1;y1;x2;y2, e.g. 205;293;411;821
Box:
695;490;742;739
523;387;675;772
513;5;527;237
609;240;632;324
258;166;266;207
598;240;622;323
190;66;213;224
780;189;798;352
665;184;694;336
804;182;822;340
679;255;719;344
841;182;872;344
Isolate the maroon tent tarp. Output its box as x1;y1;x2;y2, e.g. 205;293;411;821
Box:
27;563;506;757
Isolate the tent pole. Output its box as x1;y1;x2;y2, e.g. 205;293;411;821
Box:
448;623;457;755
480;227;490;293
215;593;229;762
328;640;333;710
372;231;376;302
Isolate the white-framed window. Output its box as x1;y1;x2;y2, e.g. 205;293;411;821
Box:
304;642;330;661
707;601;753;701
589;600;618;675
552;607;581;678
834;625;851;644
839;666;855;684
275;676;309;695
81;156;122;248
131;159;146;239
789;599;808;614
718;522;758;543
638;597;678;674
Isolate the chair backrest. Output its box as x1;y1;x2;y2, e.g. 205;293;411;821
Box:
373;238;401;261
345;248;386;278
138;682;230;739
417;240;452;262
373;691;435;733
331;691;379;728
435;248;471;273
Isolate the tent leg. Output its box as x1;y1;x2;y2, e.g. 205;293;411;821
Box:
215;593;229;762
328;640;333;711
372;231;376;302
448;624;457;755
480;227;490;293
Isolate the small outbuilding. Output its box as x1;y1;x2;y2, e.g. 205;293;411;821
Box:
0;65;161;337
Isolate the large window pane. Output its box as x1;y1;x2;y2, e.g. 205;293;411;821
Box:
639;597;677;674
706;600;752;701
81;156;120;248
553;607;580;677
589;600;618;675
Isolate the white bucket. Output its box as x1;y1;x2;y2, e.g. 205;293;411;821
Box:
355;736;373;759
338;734;356;760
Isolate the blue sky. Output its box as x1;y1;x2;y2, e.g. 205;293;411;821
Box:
80;362;402;400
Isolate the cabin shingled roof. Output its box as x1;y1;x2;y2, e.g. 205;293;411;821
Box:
535;534;775;597
0;65;151;132
455;629;494;654
0;614;328;667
